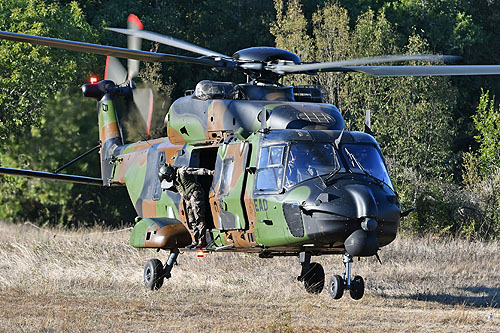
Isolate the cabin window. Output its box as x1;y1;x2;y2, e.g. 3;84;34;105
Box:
219;158;234;195
256;145;286;192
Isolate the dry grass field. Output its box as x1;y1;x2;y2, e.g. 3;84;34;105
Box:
0;221;499;332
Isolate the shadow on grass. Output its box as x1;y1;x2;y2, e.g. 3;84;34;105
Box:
382;286;500;308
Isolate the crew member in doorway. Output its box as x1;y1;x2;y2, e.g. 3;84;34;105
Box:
159;164;214;249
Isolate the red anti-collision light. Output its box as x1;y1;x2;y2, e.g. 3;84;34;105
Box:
90;76;98;84
196;249;205;258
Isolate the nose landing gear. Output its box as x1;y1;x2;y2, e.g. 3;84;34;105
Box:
328;253;365;300
298;251;365;300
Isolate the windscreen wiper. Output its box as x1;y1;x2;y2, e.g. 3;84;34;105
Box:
344;147;392;190
323;149;341;185
324;165;340;185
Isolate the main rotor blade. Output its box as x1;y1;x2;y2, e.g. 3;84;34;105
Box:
106;27;230;58
0;167;103;186
270;54;460;74
345;65;500;77
0;30;223;67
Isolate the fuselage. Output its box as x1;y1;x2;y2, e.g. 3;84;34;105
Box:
106;85;400;257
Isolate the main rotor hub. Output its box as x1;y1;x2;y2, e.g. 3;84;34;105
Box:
232;47;301;84
232;47;301;64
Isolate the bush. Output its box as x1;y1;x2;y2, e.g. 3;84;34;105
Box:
388;157;499;240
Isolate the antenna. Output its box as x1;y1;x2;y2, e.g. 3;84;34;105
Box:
334;129;344;149
364;109;375;136
260;107;268;132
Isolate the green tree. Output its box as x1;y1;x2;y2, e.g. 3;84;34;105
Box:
461;91;500;238
380;0;500;168
0;0;99;140
470;91;500;173
339;9;397;130
0;1;139;226
0;88;136;226
271;0;314;86
311;2;350;106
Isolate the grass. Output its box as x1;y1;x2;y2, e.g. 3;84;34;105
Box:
0;221;499;332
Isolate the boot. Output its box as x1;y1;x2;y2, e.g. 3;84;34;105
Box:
197;235;207;249
186;241;198;249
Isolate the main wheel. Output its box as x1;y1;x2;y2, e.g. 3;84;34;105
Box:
144;259;164;290
349;275;364;300
328;275;344;299
302;262;325;294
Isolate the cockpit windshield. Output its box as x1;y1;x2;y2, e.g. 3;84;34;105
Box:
285;142;340;188
342;144;393;190
254;141;393;192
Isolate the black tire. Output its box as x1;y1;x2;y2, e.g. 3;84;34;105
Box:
144;259;164;290
328;274;344;299
302;262;325;294
350;275;364;300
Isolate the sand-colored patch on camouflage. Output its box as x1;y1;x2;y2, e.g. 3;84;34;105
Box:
100;122;120;142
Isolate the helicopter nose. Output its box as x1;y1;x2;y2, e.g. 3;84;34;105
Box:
345;184;378;218
343;185;379;256
300;179;399;255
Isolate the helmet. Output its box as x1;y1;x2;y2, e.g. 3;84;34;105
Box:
159;164;175;182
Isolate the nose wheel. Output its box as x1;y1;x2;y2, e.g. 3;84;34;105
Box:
328;253;365;300
349;275;365;300
328;274;344;299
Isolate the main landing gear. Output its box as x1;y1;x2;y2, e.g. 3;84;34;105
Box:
144;248;179;290
298;252;365;300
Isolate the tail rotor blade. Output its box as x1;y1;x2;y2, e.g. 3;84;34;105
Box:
104;56;127;84
127;14;143;80
133;87;154;138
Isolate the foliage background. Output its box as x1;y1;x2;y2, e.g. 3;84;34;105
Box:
0;0;499;237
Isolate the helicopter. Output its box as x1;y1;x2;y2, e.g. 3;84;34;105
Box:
1;14;500;301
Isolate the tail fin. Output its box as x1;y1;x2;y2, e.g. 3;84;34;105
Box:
82;80;123;186
98;92;123;185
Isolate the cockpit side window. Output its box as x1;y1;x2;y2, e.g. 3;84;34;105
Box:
256;145;285;192
269;146;284;166
285;142;341;188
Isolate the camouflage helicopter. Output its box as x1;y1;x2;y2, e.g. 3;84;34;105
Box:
1;14;500;300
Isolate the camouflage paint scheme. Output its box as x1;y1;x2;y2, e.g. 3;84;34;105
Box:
97;83;399;256
167;86;345;145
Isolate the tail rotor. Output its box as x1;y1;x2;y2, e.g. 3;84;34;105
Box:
104;14;154;139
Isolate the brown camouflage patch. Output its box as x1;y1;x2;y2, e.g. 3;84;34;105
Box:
265;92;289;101
144;224;192;248
207;100;228;132
141;200;158;218
100;122;120;142
226;142;247;189
167;126;187;145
